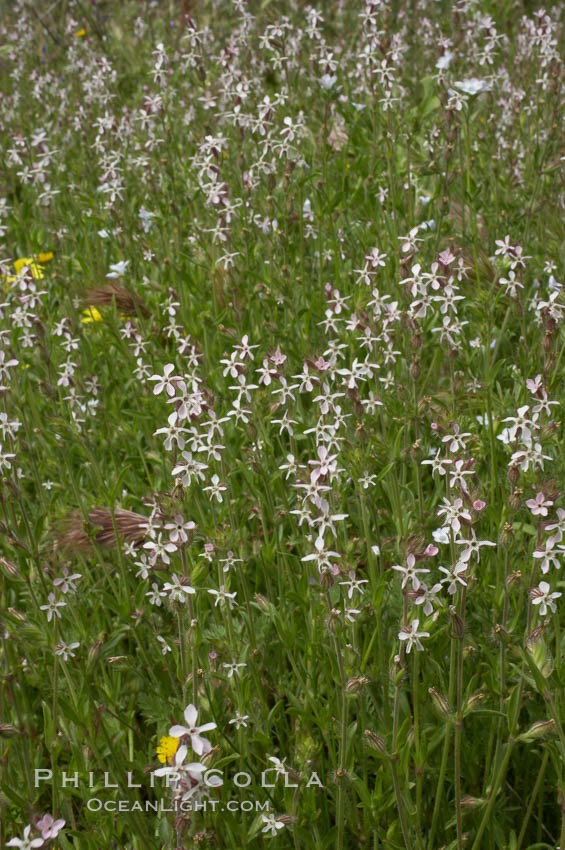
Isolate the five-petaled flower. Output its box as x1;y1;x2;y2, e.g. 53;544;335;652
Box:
398;619;430;653
169;704;217;756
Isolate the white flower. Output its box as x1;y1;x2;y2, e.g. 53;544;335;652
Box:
267;756;289;777
40;593;66;622
163;573;195;602
203;474;227;503
146;582;166;606
169;704;217;756
436;50;453;70
391;554;430;591
208;587;238;608
414;583;443;616
398;619;430;653
6;825;44;849
171;452;208;487
339;571;368;599
438;562;468;595
55;641;79;660
453;78;492;95
261;813;285;836
223;662;247;678
530;581;561;616
143;534;177;565
139;207;155;232
148;363;180;397
156;635;172;655
153;743;206;784
533;539;562;574
319;73;337;90
106;260;130;278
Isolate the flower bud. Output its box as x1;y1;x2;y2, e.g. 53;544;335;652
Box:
500;521;514;545
364;730;389;756
506;569;521;588
0;557;19;578
526;630;553;679
518;719;555;743
461;796;485;809
327;608;340;633
390;654;405;683
507;464;520;485
510;487;523;506
346;676;369;693
543;330;553;353
88;637;104;667
464;692;485;714
429;687;453;720
449;606;464;639
254;593;270;612
0;724;20;737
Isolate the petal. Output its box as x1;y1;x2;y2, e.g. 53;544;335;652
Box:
153;766;171;777
175;744;188;764
184;704;198;727
169;724;189;737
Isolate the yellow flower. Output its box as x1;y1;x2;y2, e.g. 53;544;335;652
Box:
156;736;179;765
14;257;45;279
75;28;86;37
80;306;103;324
4;253;53;289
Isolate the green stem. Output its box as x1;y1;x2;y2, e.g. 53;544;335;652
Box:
413;651;423;833
428;635;457;849
470;740;514;850
454;587;467;850
515;750;549;850
391;677;413;850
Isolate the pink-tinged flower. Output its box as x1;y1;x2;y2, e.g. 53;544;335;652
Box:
143;533;177;565
36;815;65;840
165;515;196;543
148;363;180;396
270;349;287;366
391;554;430;591
424;544;438;557
473;500;486;511
526;374;543;395
525;492;553;517
169;704;217;756
313;356;330;371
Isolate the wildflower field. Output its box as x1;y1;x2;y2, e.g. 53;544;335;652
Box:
1;0;564;848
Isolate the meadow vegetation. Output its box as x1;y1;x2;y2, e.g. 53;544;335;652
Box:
0;1;564;848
